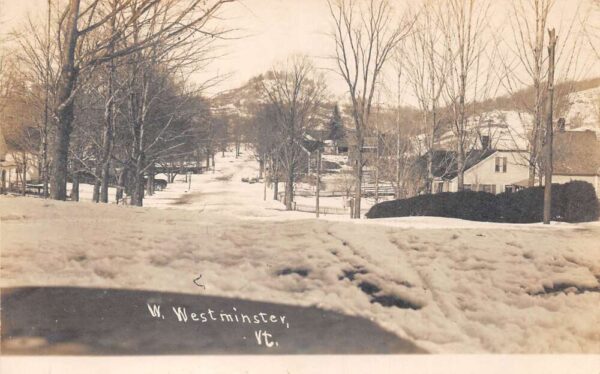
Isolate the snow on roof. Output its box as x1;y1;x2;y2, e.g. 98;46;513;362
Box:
553;130;600;175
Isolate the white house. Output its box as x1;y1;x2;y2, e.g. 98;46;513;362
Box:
444;150;530;194
434;129;600;198
0;126;40;193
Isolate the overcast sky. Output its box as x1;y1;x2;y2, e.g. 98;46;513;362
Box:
1;0;599;104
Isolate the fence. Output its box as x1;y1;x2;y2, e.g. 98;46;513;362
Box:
294;203;349;215
277;191;354;216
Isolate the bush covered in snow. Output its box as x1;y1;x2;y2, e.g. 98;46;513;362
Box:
367;181;599;223
365;191;499;221
497;184;564;223
562;181;600;222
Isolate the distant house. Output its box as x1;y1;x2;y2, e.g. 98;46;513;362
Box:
348;132;383;165
306;128;348;155
0;126;39;193
432;129;600;198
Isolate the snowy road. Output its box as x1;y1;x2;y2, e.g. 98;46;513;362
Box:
1;150;599;353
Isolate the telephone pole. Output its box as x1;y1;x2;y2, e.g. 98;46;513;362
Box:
315;148;321;218
543;29;557;225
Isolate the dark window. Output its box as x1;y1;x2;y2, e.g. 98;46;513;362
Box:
481;184;497;194
495;157;507;173
463;184;472;191
505;185;514;193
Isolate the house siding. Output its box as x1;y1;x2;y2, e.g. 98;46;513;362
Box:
447;151;529;194
0;152;39;190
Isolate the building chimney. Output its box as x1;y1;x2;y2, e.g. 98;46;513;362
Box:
481;135;490;149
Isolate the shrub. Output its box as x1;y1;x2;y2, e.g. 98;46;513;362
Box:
365;191;498;221
562;181;599;222
366;181;599;223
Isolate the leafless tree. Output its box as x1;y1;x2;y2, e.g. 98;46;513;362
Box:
328;0;413;218
261;55;325;211
440;0;491;191
496;0;586;186
402;1;451;193
48;0;235;200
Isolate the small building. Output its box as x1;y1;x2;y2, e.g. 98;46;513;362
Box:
0;126;39;192
550;130;600;197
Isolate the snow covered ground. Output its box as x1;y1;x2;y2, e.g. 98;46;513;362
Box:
1;150;600;353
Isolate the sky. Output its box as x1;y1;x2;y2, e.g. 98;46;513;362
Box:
1;0;599;104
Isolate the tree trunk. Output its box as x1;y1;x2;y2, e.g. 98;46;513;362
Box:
100;91;115;203
259;159;264;179
131;156;145;207
71;171;79;202
50;0;80;201
147;170;154;196
116;170;125;204
21;154;27;196
273;160;279;200
426;151;433;194
353;146;363;219
456;149;465;192
92;166;101;202
285;165;294;211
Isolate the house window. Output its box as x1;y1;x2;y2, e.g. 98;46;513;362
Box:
495;157;507;173
481;184;497;194
463;184;472;191
436;182;444;193
505;185;514;193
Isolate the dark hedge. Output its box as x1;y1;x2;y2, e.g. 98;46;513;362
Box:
366;181;599;223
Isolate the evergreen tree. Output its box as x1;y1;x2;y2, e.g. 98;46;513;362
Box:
327;104;344;141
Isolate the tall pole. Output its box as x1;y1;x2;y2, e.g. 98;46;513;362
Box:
315;148;321;218
374;100;380;204
396;69;402;199
543;29;557;225
42;0;51;198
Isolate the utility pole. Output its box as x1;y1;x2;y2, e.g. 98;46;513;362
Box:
315;148;321;218
543;29;557;225
42;0;51;198
396;69;402;199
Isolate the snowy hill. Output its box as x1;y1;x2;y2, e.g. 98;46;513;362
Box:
565;86;600;132
423;81;600;153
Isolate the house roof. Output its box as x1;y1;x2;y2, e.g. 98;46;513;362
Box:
420;148;496;180
552;130;600;176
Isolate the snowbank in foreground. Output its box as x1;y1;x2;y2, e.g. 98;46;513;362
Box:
1;196;599;353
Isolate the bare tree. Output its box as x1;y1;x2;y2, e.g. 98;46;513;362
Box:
440;0;491;191
402;1;451;193
328;0;413;218
261;55;325;211
48;0;235;200
496;0;585;186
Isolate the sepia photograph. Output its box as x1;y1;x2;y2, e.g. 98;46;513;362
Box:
0;0;599;372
